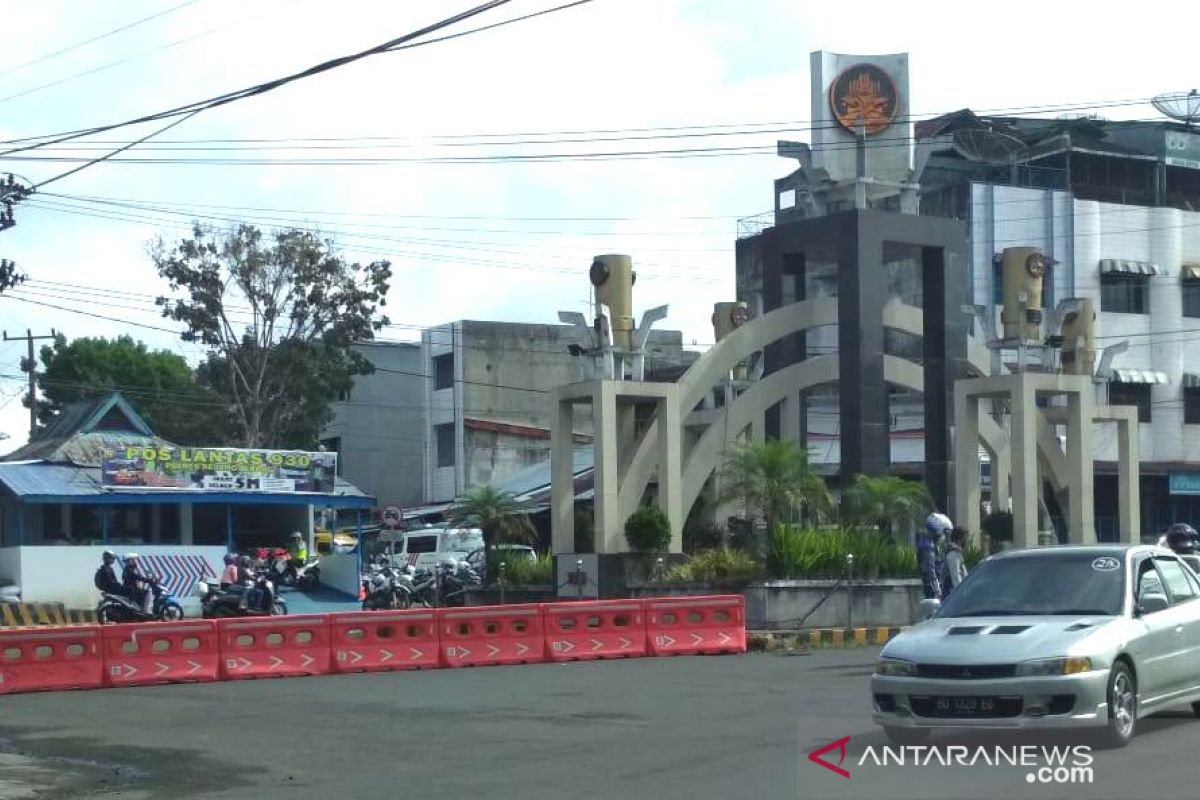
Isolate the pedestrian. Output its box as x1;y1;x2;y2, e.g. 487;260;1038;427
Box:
940;527;970;595
919;513;952;600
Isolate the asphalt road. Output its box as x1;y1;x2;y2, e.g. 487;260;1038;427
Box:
1;647;1197;800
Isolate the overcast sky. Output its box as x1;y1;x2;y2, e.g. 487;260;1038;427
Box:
0;0;1192;452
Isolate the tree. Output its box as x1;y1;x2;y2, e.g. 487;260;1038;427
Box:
446;485;537;562
152;224;390;448
719;439;833;539
32;334;218;443
624;505;672;554
840;474;932;540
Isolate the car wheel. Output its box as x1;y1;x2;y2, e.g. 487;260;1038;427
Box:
1100;662;1137;748
883;727;931;745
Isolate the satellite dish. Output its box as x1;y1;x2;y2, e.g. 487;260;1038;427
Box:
951;127;1029;163
1152;90;1200;128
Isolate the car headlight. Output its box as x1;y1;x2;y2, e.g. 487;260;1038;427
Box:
875;658;917;677
1015;656;1093;676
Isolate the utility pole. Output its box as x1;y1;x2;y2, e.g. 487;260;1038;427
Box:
4;328;57;440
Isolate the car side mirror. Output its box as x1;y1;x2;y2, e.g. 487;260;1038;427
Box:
1136;593;1170;616
917;598;941;621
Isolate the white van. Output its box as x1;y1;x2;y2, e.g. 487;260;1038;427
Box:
388;527;484;569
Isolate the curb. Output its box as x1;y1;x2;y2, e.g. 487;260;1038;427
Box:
0;604;96;627
748;626;907;652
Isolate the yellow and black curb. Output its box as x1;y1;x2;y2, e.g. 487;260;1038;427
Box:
748;626;907;653
0;603;96;628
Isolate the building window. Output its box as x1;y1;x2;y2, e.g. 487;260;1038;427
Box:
435;423;455;467
1184;280;1200;318
1108;381;1152;423
1100;274;1149;314
1186;388;1200;424
433;353;454;390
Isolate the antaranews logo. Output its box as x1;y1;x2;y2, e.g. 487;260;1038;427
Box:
806;736;1094;784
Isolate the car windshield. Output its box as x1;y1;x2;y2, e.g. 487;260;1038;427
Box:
937;551;1125;617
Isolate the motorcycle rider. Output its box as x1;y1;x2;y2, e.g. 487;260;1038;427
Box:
1163;522;1200;555
237;555;258;612
288;531;308;566
121;553;155;613
93;550;125;598
919;513;953;601
940;526;970;596
219;553;239;589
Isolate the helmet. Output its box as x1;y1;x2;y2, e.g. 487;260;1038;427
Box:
124;552;139;563
924;513;953;537
1166;523;1198;554
291;531;302;539
239;555;253;569
223;553;237;566
102;550;116;563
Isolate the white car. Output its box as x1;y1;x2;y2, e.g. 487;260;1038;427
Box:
872;545;1200;747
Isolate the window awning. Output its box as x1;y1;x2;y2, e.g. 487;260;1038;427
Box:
1183;264;1200;281
1110;369;1169;384
1184;373;1200;389
1100;259;1161;276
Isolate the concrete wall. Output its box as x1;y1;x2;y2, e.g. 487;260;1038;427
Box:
324;342;424;508
743;579;924;629
10;545;227;607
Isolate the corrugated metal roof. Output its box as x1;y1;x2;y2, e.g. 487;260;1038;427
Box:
0;462;103;497
1100;259;1162;276
1111;369;1169;385
493;447;592;499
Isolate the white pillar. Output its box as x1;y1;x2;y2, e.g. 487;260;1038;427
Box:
953;386;981;536
1066;386;1096;543
593;382;622;554
781;392;801;443
550;393;576;554
1116;410;1140;543
1010;378;1040;549
657;389;683;554
179;503;193;547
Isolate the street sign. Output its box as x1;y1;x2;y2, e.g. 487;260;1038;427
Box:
382;505;403;528
1169;473;1200;495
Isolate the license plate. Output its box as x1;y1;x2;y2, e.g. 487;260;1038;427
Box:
935;696;994;715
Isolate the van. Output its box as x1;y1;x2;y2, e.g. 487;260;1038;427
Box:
384;527;484;569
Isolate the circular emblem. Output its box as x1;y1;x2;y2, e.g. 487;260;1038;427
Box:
1091;556;1121;572
1025;252;1046;278
381;504;403;529
731;305;749;327
829;63;899;135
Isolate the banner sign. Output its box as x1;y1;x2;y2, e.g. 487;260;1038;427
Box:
101;443;337;494
1169;473;1200;495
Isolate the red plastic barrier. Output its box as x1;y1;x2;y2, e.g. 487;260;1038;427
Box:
329;609;440;673
644;595;746;656
217;615;331;680
101;620;220;688
543;600;647;661
0;625;104;695
438;604;545;668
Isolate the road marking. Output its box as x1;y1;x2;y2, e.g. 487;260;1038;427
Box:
618;637;632;650
268;655;285;669
514;642;530;656
155;662;170;676
187;661;203;674
690;633;705;646
717;632;733;645
590;639;604;651
486;644;501;658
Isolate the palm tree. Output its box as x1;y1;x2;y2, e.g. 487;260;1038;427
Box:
719;439;833;539
840;474;932;541
446;485;538;561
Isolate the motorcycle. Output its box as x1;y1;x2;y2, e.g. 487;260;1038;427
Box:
270;554;321;590
196;573;286;618
436;560;481;608
361;560;409;610
96;581;185;624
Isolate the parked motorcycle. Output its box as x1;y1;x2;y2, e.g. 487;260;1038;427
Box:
361;560;408;610
196;573;286;618
437;560;481;608
96;581;185;624
269;552;322;590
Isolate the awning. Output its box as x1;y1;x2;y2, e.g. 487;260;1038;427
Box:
1183;264;1200;281
1184;373;1200;389
1110;369;1169;384
1100;259;1161;276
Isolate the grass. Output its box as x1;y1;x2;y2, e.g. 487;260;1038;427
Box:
490;551;554;586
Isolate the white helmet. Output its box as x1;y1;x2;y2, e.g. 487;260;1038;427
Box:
924;513;953;536
125;552;140;562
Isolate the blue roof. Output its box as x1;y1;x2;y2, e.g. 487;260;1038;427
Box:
0;461;375;508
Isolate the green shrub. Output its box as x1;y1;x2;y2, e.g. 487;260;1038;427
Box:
625;505;672;554
664;549;760;584
764;525;921;580
489;552;554;586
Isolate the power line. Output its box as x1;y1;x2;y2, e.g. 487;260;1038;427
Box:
0;0;203;79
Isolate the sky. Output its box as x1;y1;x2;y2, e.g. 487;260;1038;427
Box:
0;0;1194;453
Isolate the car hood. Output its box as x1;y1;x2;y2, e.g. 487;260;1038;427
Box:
882;615;1120;663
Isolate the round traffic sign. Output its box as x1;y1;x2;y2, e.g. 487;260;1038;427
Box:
381;505;403;528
